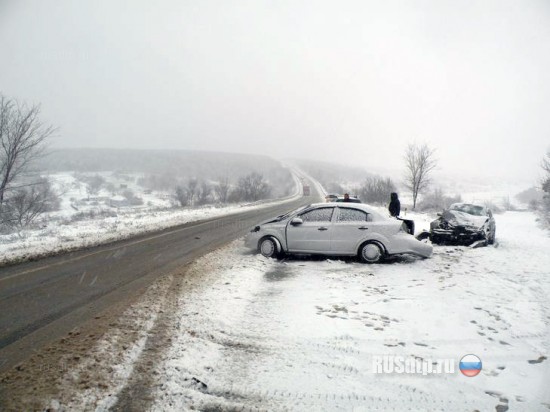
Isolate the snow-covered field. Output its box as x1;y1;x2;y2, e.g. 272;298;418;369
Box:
40;209;550;411
0;172;301;265
397;180;528;213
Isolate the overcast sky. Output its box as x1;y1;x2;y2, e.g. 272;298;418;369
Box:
1;0;549;182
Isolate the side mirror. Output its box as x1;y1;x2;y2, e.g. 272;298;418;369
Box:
290;217;303;226
488;210;493;218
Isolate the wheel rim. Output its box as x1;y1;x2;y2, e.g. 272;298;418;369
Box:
260;239;275;257
362;243;381;262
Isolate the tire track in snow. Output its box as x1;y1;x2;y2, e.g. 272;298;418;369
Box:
45;273;174;411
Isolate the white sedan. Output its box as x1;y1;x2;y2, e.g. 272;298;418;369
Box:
245;203;432;263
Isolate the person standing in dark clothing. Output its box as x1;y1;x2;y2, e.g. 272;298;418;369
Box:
389;192;400;217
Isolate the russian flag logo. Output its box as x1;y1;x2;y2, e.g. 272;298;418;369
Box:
459;354;482;377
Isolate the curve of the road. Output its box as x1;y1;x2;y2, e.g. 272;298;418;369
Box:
0;170;322;373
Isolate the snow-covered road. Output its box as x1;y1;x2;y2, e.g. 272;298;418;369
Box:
144;210;550;411
26;210;549;411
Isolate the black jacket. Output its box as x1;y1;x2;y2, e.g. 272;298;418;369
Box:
389;193;400;217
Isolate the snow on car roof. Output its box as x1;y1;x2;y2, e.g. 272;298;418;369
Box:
309;202;385;220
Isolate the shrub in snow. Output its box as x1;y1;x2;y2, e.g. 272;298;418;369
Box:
174;186;190;207
501;196;517;211
0;178;60;232
484;201;503;214
234;172;271;202
418;188;462;212
356;176;397;205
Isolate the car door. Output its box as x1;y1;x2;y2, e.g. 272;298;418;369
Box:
331;207;371;254
286;206;335;253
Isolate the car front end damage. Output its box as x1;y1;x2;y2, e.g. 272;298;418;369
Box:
429;211;489;246
430;223;486;245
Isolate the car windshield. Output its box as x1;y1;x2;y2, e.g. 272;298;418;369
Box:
276;205;310;220
450;204;485;216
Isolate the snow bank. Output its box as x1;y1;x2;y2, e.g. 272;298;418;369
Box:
0;173;302;266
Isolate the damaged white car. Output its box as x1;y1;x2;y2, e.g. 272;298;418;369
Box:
421;203;496;246
245;203;433;263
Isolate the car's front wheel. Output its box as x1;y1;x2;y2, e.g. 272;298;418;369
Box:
488;228;496;245
359;241;384;263
259;237;279;258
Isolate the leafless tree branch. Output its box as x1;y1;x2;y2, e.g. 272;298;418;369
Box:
542;150;550;175
214;176;231;203
403;142;437;209
0;94;56;207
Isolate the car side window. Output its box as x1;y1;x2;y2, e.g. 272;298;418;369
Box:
300;208;334;222
337;208;368;222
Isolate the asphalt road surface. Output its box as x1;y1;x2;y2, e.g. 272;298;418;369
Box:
0;187;322;373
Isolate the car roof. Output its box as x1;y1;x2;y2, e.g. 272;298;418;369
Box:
308;202;384;217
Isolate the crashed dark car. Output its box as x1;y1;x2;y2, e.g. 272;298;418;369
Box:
421;203;496;246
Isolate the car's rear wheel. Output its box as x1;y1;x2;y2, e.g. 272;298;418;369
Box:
359;241;384;263
259;237;279;258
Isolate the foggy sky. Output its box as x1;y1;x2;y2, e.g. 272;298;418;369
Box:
1;0;549;182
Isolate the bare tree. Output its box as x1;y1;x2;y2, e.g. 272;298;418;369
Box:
404;143;437;209
86;175;105;199
214;176;231;203
236;172;271;202
197;180;211;205
502;196;517;211
187;177;198;205
542;150;550;176
174;185;189;207
0;95;55;207
2;178;59;228
357;176;396;205
542;151;550;221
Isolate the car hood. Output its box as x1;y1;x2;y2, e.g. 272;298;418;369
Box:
441;210;488;228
